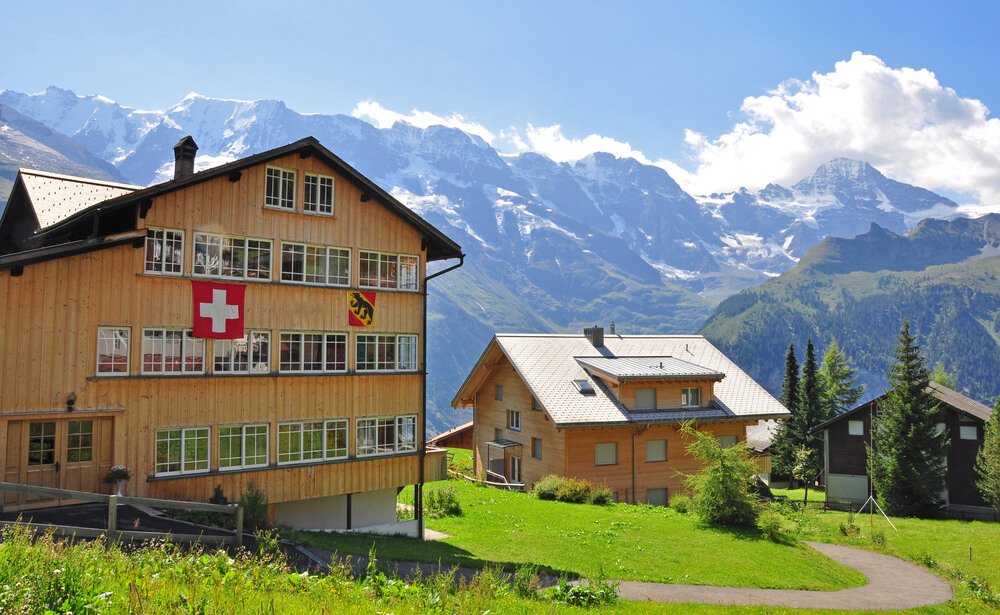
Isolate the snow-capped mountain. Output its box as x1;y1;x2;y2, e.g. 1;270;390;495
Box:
0;87;966;432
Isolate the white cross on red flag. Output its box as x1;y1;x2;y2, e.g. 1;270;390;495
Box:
192;281;245;339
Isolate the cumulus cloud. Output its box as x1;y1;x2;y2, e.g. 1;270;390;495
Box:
351;100;496;144
681;52;1000;203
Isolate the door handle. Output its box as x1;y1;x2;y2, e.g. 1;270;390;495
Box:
55;461;60;472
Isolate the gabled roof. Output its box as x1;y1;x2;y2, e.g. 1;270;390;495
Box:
12;137;462;263
576;355;725;382
453;334;789;427
18;170;141;229
813;381;994;432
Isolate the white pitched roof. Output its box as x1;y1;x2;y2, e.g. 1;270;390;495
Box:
576;355;724;381
493;334;789;426
18;169;141;229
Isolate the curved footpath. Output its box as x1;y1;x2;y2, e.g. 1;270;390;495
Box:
301;541;953;610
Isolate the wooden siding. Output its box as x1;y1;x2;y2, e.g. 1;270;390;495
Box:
563;420;751;504
0;153;432;506
827;406;872;476
613;378;716;409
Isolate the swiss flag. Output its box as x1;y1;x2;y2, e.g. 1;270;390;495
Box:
192;281;246;339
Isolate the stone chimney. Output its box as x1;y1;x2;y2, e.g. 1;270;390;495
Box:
173;136;199;180
584;326;604;348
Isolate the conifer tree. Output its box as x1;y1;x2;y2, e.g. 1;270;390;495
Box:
819;339;865;418
930;362;956;389
797;339;824;452
869;321;948;517
771;344;800;475
780;343;800;413
976;398;1000;509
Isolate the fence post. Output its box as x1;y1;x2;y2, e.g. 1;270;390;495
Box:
234;504;244;548
107;495;118;537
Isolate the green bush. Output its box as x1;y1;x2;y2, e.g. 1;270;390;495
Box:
426;486;462;518
241;481;269;532
839;517;860;537
546;576;618;607
757;509;797;544
589;486;614;505
512;564;542;598
555;478;592;503
534;475;563;500
670;494;692;514
680;422;760;527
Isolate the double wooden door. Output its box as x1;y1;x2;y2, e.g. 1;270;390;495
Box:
4;417;114;509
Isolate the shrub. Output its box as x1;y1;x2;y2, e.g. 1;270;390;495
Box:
680;422;759;526
241;482;270;531
534;475;563;500
589;486;614;505
546;576;618;607
670;494;692;514
426;487;462;518
512;564;542;598
555;478;592;504
757;509;797;544
869;528;887;547
839;517;860;537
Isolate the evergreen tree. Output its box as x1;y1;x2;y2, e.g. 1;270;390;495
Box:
771;344;800;475
976;398;1000;509
819;339;865;417
797;339;824;452
930;362;956;389
869;321;949;517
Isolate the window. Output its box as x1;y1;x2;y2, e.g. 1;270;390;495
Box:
304;173;334;214
595;442;618;466
324;420;349;459
532;437;542;460
647;488;668;507
276;420;348;463
681;387;701;407
27;422;56;465
532;397;542;411
635;388;656;410
507;409;521;431
279;332;346;372
142;328;204;374
144;228;183;275
715;435;738;448
359;251;419;290
848;420;864;436
155;427;209;475
265;167;295;209
356;334;418;371
194;233;272;280
495;385;503;401
96;327;130;375
214;331;270;374
646;439;667;462
356;415;416;456
67;420;93;463
960;425;978;440
574;379;595;395
219;424;269;469
280;243;350;286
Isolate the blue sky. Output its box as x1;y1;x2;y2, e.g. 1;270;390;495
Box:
4;1;1000;202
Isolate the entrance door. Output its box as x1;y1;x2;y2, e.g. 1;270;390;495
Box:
24;421;59;503
510;456;521;483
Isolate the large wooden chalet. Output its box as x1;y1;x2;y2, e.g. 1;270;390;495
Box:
0;136;462;535
452;327;789;504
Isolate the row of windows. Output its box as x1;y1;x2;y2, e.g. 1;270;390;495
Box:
847;419;978;441
634;386;701;410
96;327;418;376
265;167;334;214
154;415;416;476
146;228;419;290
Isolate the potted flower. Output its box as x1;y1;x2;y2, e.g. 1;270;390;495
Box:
105;465;132;496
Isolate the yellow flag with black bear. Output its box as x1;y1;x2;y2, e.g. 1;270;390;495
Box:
348;291;375;327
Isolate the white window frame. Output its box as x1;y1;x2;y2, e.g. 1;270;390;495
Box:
848;420;864;436
278;420;326;464
635;387;656;410
324;419;349;460
144;227;184;275
595;442;618;466
960;425;978;441
280;242;350;287
193;232;272;281
646;439;667;463
356;415;417;457
265;166;296;210
510;456;521;483
359;250;419;291
304;173;335;215
213;331;271;374
279;332;347;373
507;409;521;431
141;328;205;375
155;427;210;476
96;326;130;376
681;387;701;407
219;424;269;469
356;334;418;372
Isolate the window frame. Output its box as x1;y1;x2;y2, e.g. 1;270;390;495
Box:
219;423;269;470
635;387;656;411
264;166;296;210
193;231;272;281
213;330;271;374
595;442;618;466
848;420;865;436
495;385;503;401
155;426;210;476
531;437;542;460
303;172;335;215
144;227;184;276
507;409;521;431
959;425;978;441
681;387;701;407
96;326;130;376
358;250;420;291
356;415;417;457
66;420;94;464
645;439;667;463
280;242;351;287
278;331;347;373
356;334;419;372
141;328;205;375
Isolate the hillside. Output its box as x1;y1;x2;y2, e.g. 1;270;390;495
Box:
701;215;1000;404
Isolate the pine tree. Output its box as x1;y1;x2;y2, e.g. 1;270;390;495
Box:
975;398;1000;509
797;339;824;452
771;344;800;475
930;362;956;389
819;339;865;418
869;321;949;517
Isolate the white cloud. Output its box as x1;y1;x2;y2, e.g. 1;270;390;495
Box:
351;100;496;145
680;52;1000;203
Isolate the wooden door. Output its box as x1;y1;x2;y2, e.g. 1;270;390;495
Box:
61;418;113;494
24;421;59;504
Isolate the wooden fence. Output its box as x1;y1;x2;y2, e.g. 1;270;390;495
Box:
0;482;244;546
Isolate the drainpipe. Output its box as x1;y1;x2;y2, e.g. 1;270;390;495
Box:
419;254;465;538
